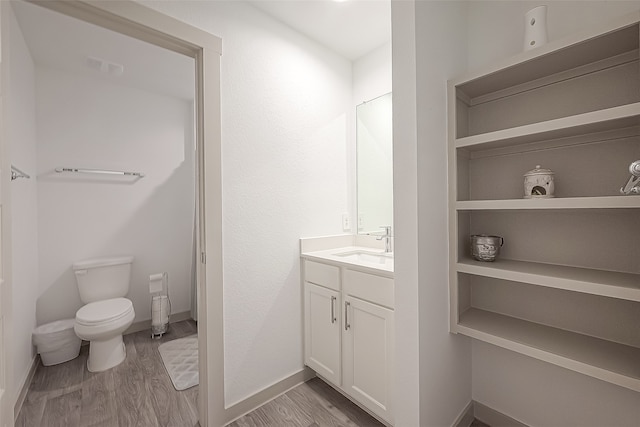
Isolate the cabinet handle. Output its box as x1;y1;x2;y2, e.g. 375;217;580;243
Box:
344;301;351;330
330;296;336;324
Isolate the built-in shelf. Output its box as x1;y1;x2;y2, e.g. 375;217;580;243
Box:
448;11;640;393
456;196;640;210
457;258;640;302
457;308;640;392
455;103;640;151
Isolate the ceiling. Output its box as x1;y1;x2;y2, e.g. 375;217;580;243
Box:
249;0;391;60
12;1;391;101
12;1;195;101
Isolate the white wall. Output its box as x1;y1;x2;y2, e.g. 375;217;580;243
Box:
466;2;640;424
415;1;472;425
139;1;353;405
8;5;38;396
393;1;473;425
391;2;421;424
35;67;195;327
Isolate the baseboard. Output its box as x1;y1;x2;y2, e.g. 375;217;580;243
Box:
474;401;528;427
224;367;315;424
452;401;475;427
124;310;193;335
14;355;39;422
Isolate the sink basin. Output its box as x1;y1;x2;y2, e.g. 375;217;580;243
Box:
334;250;393;267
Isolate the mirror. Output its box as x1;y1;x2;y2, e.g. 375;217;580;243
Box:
356;92;393;234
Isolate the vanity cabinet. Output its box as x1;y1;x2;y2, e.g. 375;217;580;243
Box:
448;12;640;392
302;260;394;424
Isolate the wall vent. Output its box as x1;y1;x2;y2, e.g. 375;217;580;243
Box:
85;56;124;77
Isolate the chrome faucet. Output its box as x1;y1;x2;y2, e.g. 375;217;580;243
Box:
377;226;392;253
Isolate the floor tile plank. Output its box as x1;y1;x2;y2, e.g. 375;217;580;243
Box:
287;381;365;427
304;378;383;426
41;388;82;427
14;396;46;427
80;359;117;426
257;393;314;426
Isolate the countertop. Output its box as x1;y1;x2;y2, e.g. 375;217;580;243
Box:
301;246;394;277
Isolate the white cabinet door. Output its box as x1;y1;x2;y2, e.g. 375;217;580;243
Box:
304;282;341;385
343;296;394;423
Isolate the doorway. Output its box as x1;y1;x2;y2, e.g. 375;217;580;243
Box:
1;1;223;425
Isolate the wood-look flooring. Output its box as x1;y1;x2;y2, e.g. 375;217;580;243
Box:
228;378;491;427
17;319;491;427
227;377;384;427
16;320;199;427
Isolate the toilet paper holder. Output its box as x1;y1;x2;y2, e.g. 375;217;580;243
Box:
150;272;171;339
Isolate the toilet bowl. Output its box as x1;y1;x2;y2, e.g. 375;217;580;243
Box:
73;256;135;372
75;297;135;372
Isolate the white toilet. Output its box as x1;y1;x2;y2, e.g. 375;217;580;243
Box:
73;256;135;372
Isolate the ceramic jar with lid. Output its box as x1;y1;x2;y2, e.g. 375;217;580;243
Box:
524;165;554;198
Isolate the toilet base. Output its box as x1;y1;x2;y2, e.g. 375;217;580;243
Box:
87;334;126;372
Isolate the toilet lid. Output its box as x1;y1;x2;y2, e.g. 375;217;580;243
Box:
76;298;133;325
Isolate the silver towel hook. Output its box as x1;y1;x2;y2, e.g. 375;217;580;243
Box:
620;160;640;195
11;165;30;181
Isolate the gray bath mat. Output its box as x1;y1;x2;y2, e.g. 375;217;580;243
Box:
158;335;199;391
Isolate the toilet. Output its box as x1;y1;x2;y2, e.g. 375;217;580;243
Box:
73;256;135;372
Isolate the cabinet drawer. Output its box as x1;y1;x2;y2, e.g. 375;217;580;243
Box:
344;269;394;309
305;260;340;291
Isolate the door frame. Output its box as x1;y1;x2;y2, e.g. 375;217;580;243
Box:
0;4;12;426
19;1;224;425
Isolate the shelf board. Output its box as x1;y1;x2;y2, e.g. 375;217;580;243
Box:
453;18;639;99
457;308;640;392
457;258;640;302
456;196;640;210
455;103;640;151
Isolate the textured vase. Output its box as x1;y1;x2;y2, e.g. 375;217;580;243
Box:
524;5;548;51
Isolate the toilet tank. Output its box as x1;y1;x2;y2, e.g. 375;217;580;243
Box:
73;256;134;303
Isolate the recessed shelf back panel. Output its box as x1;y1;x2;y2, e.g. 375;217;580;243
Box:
467;210;639;274
459;61;640;138
466;274;640;348
464;136;639;201
457;105;640;152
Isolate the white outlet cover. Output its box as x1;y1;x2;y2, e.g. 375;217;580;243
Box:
342;213;351;230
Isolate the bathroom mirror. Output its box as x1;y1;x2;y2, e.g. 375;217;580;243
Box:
356;92;393;234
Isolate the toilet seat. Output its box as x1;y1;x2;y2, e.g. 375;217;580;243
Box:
76;297;133;326
74;297;136;356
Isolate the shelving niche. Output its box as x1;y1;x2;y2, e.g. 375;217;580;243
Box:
447;12;640;392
